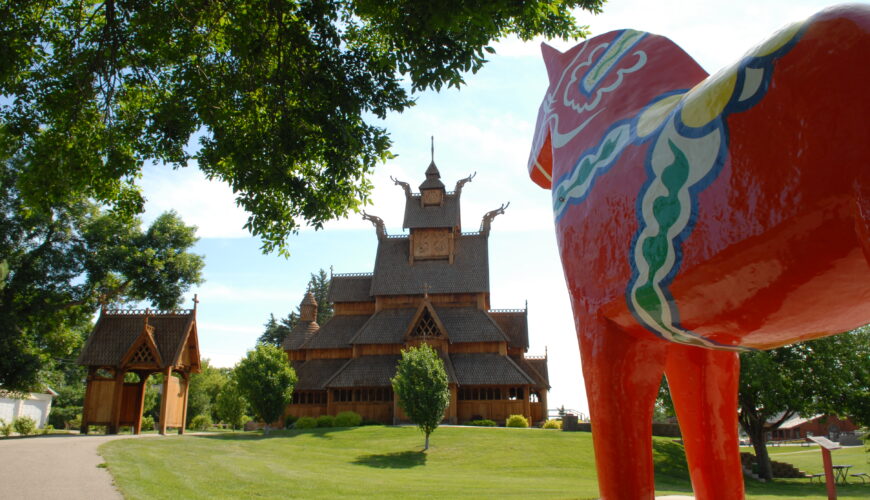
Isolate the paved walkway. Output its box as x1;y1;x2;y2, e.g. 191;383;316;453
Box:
0;433;159;500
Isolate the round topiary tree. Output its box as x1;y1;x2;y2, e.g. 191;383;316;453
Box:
391;344;450;451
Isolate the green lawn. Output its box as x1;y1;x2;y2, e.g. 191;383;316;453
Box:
99;426;869;499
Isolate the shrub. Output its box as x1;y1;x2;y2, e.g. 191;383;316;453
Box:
69;414;82;431
506;414;529;428
316;415;335;428
48;406;82;429
140;415;155;431
467;419;497;427
542;419;562;430
13;416;37;436
295;417;317;429
0;419;10;437
41;424;53;435
189;414;212;431
284;415;298;429
334;411;362;427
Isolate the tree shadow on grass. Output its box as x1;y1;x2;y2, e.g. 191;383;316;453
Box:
192;427;353;441
352;451;427;469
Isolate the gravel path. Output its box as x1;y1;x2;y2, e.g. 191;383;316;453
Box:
0;433;159;500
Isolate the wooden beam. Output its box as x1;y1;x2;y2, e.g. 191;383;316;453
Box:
158;366;173;435
133;374;148;435
80;367;95;435
109;369;125;434
178;371;190;435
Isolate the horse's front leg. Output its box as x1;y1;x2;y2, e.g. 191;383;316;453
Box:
665;343;743;500
580;318;668;499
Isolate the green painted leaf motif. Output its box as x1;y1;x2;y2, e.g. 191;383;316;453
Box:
634;139;690;322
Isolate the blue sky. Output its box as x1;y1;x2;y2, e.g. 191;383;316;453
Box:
137;0;863;415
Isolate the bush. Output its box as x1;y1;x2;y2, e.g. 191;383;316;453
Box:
140;415;155;431
506;414;529;428
334;411;362;427
542;419;562;430
284;415;298;429
69;414;82;431
48;406;82;429
467;419;497;427
41;424;53;435
316;415;335;428
295;417;317;429
0;419;10;437
13;416;37;436
189;414;212;431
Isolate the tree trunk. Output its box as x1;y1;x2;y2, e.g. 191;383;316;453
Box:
424;432;429;451
748;424;772;480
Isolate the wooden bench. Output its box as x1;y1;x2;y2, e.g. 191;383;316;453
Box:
806;473;825;483
850;472;869;484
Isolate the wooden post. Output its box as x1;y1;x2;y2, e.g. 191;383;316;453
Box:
158;366;173;435
133;373;148;435
447;385;457;424
80;368;94;435
808;435;841;500
178;371;190;435
523;385;531;424
109;370;125;434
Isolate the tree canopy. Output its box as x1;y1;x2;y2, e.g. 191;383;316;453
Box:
391;344;450;450
0;0;604;254
0;160;204;390
737;326;870;479
234;343;297;430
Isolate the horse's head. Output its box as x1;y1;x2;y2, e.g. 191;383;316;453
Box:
528;30;708;191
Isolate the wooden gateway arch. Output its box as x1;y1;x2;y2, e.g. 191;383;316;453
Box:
77;302;201;435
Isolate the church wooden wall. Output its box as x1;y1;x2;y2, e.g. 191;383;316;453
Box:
332;402;392;423
305;348;353;360
376;293;488;311
334;302;376;315
285;404;327;419
457;400;526;424
354;344;401;356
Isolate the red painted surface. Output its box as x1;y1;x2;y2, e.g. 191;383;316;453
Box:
527;5;870;499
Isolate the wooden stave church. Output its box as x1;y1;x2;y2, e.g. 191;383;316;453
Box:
283;162;549;425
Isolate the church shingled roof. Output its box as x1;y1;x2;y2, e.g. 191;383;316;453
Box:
350;308;416;345
450;353;536;386
300;315;370;350
489;310;529;350
402;193;460;229
328;274;374;303
435;307;508;343
293;359;351;390
512;356;550;389
281;319;320;350
78;310;195;369
325;355;401;388
370;233;489;296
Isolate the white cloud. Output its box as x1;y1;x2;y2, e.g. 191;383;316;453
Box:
140;163;250;238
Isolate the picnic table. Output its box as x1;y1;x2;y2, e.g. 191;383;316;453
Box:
832;465;852;484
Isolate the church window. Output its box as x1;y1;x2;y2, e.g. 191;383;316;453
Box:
412;309;441;338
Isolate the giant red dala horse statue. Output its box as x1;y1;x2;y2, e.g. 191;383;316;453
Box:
528;4;870;499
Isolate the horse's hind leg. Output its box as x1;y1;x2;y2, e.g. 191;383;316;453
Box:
665;344;744;500
580;319;668;499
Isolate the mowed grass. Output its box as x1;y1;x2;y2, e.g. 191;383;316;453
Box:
99;426;869;499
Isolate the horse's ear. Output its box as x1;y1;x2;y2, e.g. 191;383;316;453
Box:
541;42;564;86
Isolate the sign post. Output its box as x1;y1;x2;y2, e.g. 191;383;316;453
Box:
807;436;841;500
